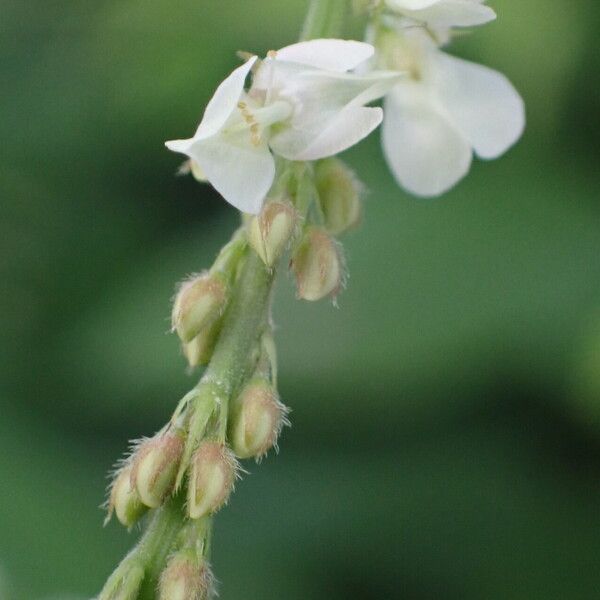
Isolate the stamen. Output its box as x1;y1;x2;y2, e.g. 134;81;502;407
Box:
267;50;277;59
250;124;261;147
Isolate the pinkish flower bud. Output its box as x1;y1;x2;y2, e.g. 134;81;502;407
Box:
187;441;238;520
132;431;185;508
248;201;297;267
172;273;228;343
159;550;213;600
292;227;343;301
108;465;148;528
229;378;288;459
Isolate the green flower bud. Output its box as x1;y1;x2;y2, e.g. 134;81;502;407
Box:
188;441;237;520
132;431;184;508
248;201;297;267
98;559;145;600
229;378;288;459
292;227;343;301
315;158;362;235
108;465;148;528
172;273;228;343
159;550;213;600
182;318;222;368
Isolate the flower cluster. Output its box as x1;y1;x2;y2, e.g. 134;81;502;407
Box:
168;6;524;209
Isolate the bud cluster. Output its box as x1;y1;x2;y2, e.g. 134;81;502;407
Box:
104;156;362;598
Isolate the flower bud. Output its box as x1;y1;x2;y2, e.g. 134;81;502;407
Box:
172;273;228;343
292;227;343;301
229;378;288;459
132;431;184;508
248;201;297;267
315;158;362;235
159;550;213;600
188;441;238;520
182;318;222;368
108;465;148;528
99;559;145;600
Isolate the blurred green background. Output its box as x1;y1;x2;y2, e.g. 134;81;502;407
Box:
1;1;600;598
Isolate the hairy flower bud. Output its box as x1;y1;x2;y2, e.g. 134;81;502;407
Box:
99;559;145;600
172;273;228;343
248;201;297;267
315;158;362;235
132;431;184;508
159;550;213;600
182;318;222;368
229;378;288;459
188;441;238;520
108;465;148;528
292;227;343;301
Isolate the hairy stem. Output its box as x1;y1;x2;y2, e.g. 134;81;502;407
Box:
137;495;185;599
204;250;274;395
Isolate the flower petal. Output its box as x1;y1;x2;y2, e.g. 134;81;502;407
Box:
195;56;257;140
184;133;275;214
268;71;399;160
382;83;472;197
386;0;440;10
278;105;383;161
274;39;375;72
402;0;496;27
434;53;525;159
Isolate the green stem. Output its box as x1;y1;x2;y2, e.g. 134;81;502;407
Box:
204;250;274;394
136;495;185;599
301;0;347;40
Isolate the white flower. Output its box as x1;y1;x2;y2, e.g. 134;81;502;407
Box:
379;29;525;196
166;39;400;214
385;0;496;29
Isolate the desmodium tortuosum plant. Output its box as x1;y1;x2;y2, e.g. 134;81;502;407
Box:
98;1;524;598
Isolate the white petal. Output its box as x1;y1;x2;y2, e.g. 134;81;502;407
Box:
268;70;398;160
274;39;375;72
402;0;496;27
386;0;440;10
277;105;383;161
434;53;525;159
165;138;193;153
194;56;257;140
185;133;275;214
382;83;472;197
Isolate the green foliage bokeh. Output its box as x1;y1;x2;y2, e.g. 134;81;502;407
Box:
1;1;599;598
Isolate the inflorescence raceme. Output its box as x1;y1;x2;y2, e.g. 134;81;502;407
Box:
98;1;523;598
